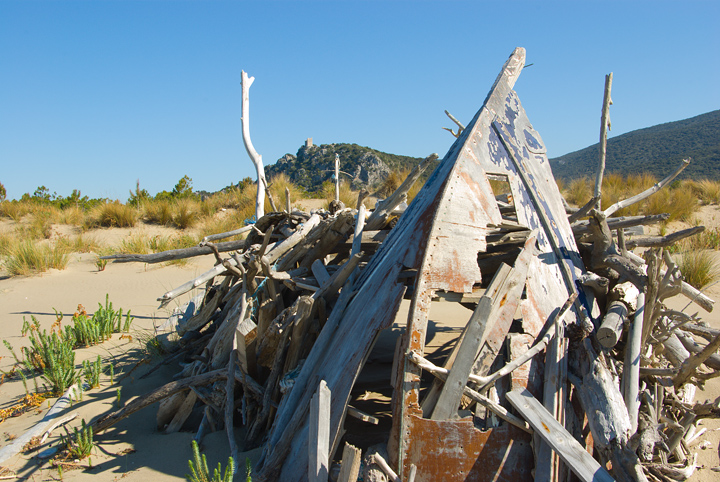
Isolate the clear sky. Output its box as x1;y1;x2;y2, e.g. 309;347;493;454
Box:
1;0;718;201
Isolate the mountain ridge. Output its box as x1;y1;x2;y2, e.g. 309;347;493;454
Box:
549;109;720;180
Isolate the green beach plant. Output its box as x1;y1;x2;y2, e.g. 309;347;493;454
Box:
62;420;94;459
22;329;78;396
82;355;103;389
186;440;234;482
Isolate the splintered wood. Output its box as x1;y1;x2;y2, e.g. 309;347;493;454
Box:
92;47;720;482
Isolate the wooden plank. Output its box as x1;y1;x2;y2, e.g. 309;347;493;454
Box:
311;259;331;286
506;388;615;482
165;390;197;433
236;317;258;376
337;443;362;482
308;380;331;482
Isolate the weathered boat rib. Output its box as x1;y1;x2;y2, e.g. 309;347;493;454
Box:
385;47;599;481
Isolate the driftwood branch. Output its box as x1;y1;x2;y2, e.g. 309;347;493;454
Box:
91;369;226;434
594;72;613;208
0;384;78;465
103;238;247;264
241;70;267;219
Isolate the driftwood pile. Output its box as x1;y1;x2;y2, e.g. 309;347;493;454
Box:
89;48;720;482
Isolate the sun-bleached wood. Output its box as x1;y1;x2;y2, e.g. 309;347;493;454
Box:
241;70;266;219
595;72;613;207
0;384;78;465
309;380;331;482
624;291;645;433
507;388;614;482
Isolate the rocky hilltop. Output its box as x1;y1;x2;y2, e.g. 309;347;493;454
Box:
265;142;434;193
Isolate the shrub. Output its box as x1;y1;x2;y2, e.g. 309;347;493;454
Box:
82;356;103;389
65;295;134;347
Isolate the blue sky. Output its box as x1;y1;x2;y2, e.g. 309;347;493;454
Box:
1;0;718;201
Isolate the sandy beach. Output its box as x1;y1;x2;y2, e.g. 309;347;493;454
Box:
1;214;720;481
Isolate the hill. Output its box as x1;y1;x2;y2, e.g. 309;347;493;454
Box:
549;109;720;180
265;142;436;193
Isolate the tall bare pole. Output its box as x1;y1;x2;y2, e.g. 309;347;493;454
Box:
334;154;340;203
241;70;267;219
594;73;613;208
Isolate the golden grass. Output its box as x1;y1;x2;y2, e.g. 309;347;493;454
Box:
561;173;702;222
376;170;409;199
171;198;199;229
266;173;306;212
4;240;70;276
143;199;173;225
564;178;592;206
645;184;698;223
196;209;253;241
319;180;358;210
678;250;720;289
56;234;102;254
0;201;31;221
87;201;137;228
689;179;720;205
59;205;86;226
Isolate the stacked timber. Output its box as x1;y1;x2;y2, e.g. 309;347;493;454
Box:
89;47;720;482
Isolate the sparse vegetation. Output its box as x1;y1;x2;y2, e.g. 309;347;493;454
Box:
2;296;132;395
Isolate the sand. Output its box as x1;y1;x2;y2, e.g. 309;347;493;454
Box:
1;213;720;481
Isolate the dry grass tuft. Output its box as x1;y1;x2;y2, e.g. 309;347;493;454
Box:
4;240;70;275
266;173;306;211
87;202;137;228
678;250;720;289
319;180;358;210
563;178;592;206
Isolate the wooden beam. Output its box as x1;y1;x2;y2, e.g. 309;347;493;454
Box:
308;380;331;482
506;388;615;482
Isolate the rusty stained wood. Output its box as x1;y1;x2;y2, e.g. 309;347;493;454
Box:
401;414;533;482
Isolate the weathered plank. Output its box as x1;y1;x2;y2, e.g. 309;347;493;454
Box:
308;380;331;482
506;388;615;482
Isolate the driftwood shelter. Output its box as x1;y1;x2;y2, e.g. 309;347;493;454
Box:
89;47;720;482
